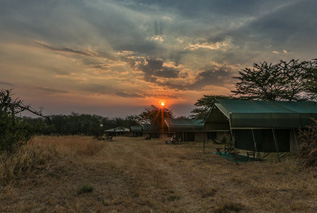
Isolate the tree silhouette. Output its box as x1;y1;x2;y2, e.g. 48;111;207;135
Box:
232;59;317;101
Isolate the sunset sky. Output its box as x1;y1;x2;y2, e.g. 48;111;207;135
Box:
1;0;317;117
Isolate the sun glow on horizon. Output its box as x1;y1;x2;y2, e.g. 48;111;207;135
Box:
159;100;166;107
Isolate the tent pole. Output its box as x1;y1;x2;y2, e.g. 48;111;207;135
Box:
183;132;185;143
293;129;299;153
203;131;206;153
251;129;258;159
272;129;281;162
228;113;235;150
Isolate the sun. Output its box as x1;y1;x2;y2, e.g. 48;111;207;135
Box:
159;100;166;107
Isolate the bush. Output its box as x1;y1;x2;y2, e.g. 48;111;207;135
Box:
0;89;40;153
299;119;317;167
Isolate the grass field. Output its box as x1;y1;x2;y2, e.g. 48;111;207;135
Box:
1;136;316;212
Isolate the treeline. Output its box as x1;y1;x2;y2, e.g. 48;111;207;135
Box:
23;113;139;137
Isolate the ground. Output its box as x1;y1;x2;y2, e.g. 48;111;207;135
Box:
1;136;316;212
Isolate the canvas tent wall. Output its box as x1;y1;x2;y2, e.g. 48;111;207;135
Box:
142;124;160;138
164;118;205;141
205;99;317;155
130;126;143;137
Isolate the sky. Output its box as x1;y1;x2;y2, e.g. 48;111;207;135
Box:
1;0;317;118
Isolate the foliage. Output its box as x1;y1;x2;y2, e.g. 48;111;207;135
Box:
23;113;140;137
302;59;317;99
232;59;317;101
298;119;317;167
0;89;41;153
190;95;237;119
138;105;173;128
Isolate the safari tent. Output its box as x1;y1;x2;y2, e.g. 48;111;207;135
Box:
104;127;130;136
130;126;143;137
164;118;205;142
142;124;161;138
205;99;317;159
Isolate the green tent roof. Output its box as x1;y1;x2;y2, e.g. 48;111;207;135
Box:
208;99;317;129
164;118;204;132
142;124;160;132
130;126;142;132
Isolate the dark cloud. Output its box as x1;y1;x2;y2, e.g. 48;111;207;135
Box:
36;42;94;57
137;58;181;82
116;92;144;98
190;68;232;89
35;86;68;94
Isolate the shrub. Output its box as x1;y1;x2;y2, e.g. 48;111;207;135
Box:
298;119;317;167
0;89;41;153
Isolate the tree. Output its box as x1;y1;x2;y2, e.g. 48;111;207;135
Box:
138;105;174;128
190;95;237;119
302;60;317;99
232;59;317;101
0;89;42;153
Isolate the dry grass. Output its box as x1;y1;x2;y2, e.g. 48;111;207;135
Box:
1;136;316;212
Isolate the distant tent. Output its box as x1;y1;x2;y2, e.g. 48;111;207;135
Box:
142;124;160;138
164;118;204;141
104;127;130;136
205;99;317;160
130;126;143;137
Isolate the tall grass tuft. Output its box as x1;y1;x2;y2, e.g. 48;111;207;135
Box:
31;136;105;156
0;143;62;185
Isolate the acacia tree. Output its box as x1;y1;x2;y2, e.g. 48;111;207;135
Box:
138;105;174;128
303;60;317;99
232;59;317;101
0;89;42;153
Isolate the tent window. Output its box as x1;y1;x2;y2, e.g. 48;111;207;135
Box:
234;129;290;152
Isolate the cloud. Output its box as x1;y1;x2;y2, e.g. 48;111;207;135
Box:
136;58;181;82
115;92;144;98
35;86;69;94
0;81;15;86
186;40;231;51
36;42;96;57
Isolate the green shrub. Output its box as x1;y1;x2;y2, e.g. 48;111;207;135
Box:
0;89;40;153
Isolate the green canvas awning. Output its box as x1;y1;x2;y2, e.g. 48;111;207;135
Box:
211;99;317;129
